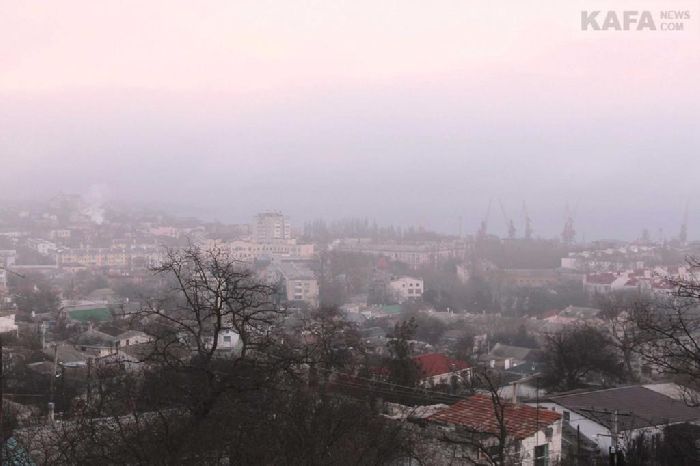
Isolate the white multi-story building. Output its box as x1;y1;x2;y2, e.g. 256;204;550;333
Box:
333;239;467;269
58;248;128;268
0;311;18;334
388;276;423;302
266;261;319;307
0;250;17;268
227;240;314;262
27;238;57;255
252;212;292;243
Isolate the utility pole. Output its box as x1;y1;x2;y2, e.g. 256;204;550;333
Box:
49;343;58;403
577;407;630;465
611;410;619;466
87;357;93;406
576;425;581;466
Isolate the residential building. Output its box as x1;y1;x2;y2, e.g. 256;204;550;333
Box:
0;250;17;268
113;330;152;348
58;248;128;268
413;353;471;387
227;239;314;262
71;329;119;357
0;311;18;334
542;306;604;329
27;238;57;255
479;343;540;370
268;261;319;307
333;239;467;269
428;394;562;465
252;212;292;243
542;386;700;457
583;272;626;295
388;276;424;302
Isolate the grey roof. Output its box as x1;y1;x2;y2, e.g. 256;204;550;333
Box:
481;343;536;361
275;261;316;280
559;306;601;319
71;329;115;347
548;386;700;431
43;344;89;366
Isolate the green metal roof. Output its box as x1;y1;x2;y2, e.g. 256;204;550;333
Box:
381;304;402;315
67;307;112;322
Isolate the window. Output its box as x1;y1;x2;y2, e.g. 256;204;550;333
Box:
534;444;549;466
563;411;570;422
223;335;232;343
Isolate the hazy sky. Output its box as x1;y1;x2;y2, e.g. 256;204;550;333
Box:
1;1;699;239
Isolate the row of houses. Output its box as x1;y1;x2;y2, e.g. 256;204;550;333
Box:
397;383;700;465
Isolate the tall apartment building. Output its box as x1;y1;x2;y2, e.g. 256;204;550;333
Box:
252;212;292;243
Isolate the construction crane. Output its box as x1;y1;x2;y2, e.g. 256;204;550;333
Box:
522;202;533;240
498;199;516;240
477;199;492;240
562;203;576;245
679;202;689;244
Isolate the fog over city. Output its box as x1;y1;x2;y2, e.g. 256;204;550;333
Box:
4;3;700;465
2;1;699;240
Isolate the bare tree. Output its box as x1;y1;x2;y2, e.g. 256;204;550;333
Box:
14;246;416;464
630;264;700;405
542;324;621;391
597;291;647;382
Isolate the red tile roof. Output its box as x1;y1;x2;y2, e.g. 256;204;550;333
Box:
413;353;470;378
429;395;561;440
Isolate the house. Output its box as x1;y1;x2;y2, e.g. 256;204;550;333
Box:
479;343;540;370
211;328;240;350
583;273;627;295
43;344;91;367
427;394;562;465
113;330;152;348
542;386;700;457
0;311;18;334
496;363;548;402
62;303;113;323
388;276;424;302
71;329;118;357
413;353;471;387
543;306;603;328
